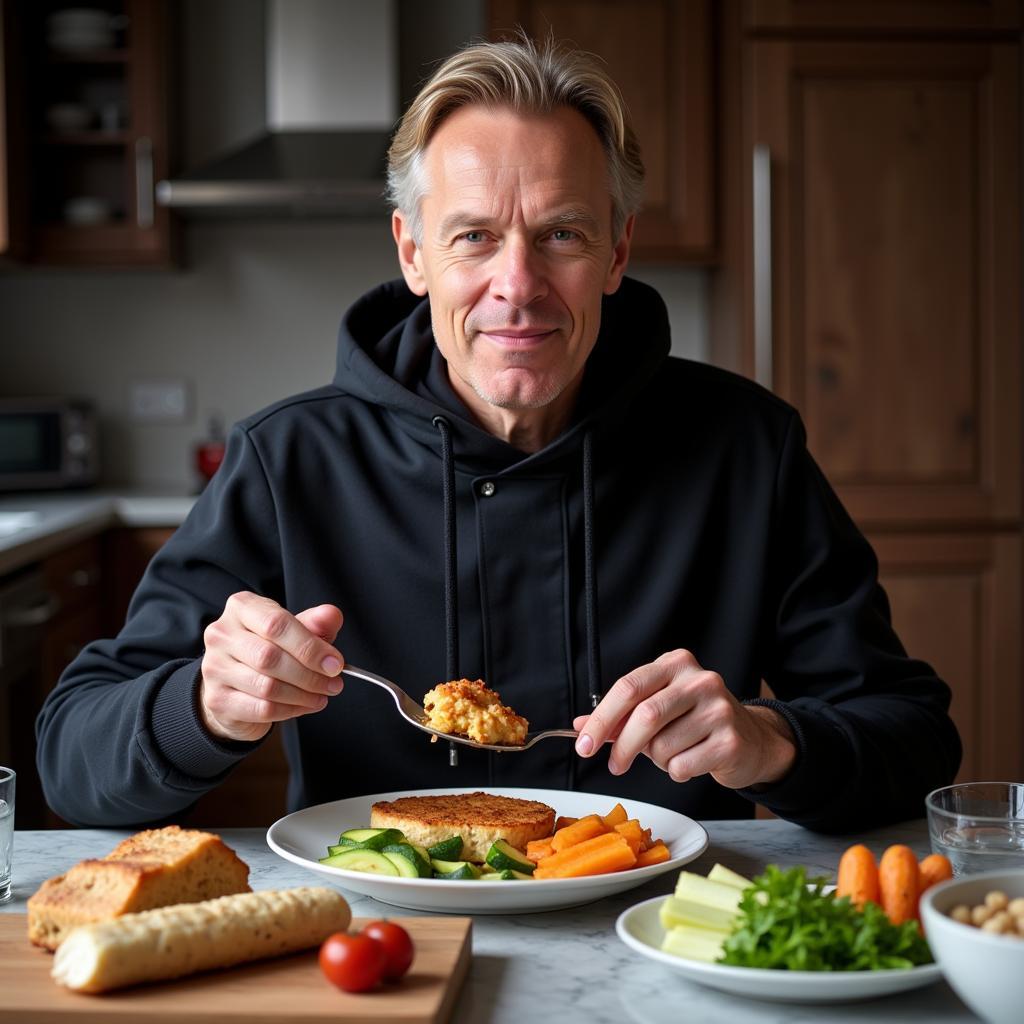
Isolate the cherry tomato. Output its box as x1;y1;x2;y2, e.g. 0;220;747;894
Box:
361;919;415;981
319;932;386;992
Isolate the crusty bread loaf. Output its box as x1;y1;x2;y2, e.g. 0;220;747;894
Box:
51;887;351;993
371;791;555;862
28;825;251;951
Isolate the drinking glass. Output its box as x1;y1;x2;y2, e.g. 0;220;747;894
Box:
0;767;14;903
926;781;1024;876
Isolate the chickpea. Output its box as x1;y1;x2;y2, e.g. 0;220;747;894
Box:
971;904;994;926
984;890;1009;911
982;917;1008;934
1008;897;1024;917
950;904;972;924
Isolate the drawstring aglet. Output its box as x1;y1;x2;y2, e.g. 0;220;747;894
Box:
591;693;600;709
448;740;458;767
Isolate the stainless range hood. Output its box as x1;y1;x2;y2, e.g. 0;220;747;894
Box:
156;0;397;216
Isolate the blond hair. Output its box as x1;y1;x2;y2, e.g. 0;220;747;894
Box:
386;35;644;244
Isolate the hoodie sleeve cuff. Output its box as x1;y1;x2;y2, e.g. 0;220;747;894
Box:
150;659;261;780
736;698;852;817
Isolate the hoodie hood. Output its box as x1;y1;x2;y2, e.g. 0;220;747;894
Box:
333;275;672;470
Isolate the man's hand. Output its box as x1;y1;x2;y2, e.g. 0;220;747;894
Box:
572;649;796;790
199;592;345;742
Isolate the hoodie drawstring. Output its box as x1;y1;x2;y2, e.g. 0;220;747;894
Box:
432;416;460;766
582;430;603;709
431;416;605;769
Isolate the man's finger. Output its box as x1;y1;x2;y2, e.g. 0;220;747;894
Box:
295;604;344;644
231;593;343;677
573;661;668;756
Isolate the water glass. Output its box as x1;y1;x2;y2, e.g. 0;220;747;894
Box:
0;767;13;903
926;781;1024;876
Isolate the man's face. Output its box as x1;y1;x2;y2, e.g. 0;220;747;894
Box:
393;104;632;419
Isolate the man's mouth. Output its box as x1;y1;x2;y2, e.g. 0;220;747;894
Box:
477;327;558;348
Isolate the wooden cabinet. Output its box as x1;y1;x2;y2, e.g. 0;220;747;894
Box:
713;2;1023;780
41;535;103;691
488;0;716;261
103;526;290;828
0;0;176;267
871;532;1022;785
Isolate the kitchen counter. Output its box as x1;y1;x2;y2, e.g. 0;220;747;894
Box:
3;819;979;1022
0;490;196;575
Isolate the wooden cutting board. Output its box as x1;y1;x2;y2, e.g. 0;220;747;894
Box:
0;914;471;1024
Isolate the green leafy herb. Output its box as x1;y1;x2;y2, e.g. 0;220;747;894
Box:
718;864;933;971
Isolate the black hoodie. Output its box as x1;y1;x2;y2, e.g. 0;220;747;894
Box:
36;277;960;830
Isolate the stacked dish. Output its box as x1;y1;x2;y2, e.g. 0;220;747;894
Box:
46;8;116;52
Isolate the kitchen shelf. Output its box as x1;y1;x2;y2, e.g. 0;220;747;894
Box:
39;132;131;146
46;48;129;65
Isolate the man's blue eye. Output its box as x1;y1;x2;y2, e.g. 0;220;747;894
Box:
463;231;485;243
552;229;577;242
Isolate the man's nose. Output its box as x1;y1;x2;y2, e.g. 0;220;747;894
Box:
489;238;548;308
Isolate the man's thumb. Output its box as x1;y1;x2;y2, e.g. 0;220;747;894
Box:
295;604;344;643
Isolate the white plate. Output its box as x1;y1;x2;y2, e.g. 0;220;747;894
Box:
616;895;944;1003
266;786;708;914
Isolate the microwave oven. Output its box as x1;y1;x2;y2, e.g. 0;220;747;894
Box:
0;397;99;491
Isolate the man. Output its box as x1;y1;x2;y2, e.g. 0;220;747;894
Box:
36;37;960;830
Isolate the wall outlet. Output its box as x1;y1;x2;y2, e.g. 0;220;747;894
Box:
129;379;190;421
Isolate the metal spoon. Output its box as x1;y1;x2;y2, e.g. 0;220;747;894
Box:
341;663;578;753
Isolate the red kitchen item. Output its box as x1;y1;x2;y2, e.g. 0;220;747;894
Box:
195;415;226;486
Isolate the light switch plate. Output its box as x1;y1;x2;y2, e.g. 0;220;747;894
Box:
129;379;190;421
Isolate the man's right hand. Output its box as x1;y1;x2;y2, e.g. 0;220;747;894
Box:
199;592;345;742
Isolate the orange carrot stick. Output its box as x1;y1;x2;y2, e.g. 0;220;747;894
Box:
534;834;637;878
918;852;953;893
550;813;609;852
879;844;920;924
836;843;880;909
634;840;671;868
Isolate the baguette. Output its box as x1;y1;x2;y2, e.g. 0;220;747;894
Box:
51;887;351;993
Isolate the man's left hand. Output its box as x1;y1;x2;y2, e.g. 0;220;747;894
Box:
572;649;796;790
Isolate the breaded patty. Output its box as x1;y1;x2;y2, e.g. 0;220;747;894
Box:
370;791;555;862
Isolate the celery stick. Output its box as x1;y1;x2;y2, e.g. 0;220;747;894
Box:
674;872;747;911
660;894;739;932
661;924;728;962
708;863;752;890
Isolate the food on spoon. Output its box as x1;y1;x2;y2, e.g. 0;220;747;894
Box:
51;887;351;993
370;791;554;863
422;678;528;745
27;825;251;951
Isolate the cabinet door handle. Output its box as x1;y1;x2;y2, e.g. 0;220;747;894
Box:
136;136;154;229
752;144;773;391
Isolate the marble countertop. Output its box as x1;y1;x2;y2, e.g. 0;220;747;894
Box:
4;819;979;1023
0;490;196;575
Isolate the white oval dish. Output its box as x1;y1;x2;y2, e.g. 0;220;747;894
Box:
267;786;708;914
616;895;944;1003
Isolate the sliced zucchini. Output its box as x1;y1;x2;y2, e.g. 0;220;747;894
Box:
382;850;422;878
336;827;405;850
410;841;432;864
427;835;464;860
431;858;481;880
480;869;532;880
382;842;432;878
319;848;400;875
485;839;536;875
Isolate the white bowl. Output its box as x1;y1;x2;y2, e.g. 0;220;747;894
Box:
920;869;1024;1023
